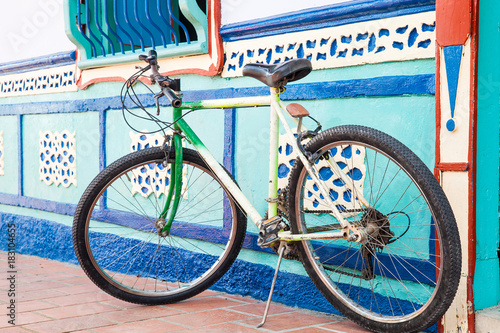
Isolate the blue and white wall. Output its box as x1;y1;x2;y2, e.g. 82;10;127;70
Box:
0;0;452;329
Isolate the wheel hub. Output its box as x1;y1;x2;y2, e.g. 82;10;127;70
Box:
361;208;394;250
155;218;169;237
359;208;394;280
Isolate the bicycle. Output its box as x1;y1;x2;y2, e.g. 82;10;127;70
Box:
73;50;461;333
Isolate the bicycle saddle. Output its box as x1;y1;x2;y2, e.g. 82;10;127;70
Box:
242;58;312;88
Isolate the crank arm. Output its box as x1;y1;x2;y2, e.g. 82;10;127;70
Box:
278;227;367;242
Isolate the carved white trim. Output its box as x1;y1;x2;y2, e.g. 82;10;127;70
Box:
0;131;4;176
129;131;188;199
39;130;77;187
0;65;77;97
222;11;435;77
278;130;366;216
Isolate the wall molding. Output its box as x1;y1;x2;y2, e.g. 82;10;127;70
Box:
0;51;76;76
222;11;436;77
0;131;4;176
0;74;435;116
220;0;435;42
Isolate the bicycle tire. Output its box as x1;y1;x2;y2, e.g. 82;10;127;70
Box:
287;125;461;333
73;147;246;304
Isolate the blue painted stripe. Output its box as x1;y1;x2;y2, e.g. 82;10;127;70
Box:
223;108;236;175
220;0;435;42
0;51;76;76
0;193;76;216
99;110;107;172
98;110;107;209
223;108;236;231
0;74;435;116
17;115;23;196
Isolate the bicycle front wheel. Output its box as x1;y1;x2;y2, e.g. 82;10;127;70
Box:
73;147;246;304
287;126;461;333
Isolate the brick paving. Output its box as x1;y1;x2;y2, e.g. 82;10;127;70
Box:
0;252;371;333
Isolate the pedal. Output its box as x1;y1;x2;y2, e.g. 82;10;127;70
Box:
257;216;286;248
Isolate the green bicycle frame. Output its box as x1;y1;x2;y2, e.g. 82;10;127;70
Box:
159;132;183;234
159;88;370;241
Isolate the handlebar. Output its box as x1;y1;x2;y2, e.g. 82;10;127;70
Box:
139;50;182;108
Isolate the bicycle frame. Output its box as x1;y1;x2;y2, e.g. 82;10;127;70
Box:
163;87;370;242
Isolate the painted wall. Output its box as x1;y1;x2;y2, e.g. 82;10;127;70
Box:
474;0;500;311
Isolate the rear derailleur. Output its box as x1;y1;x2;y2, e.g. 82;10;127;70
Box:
360;208;395;280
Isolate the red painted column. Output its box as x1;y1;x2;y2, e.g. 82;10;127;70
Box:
435;0;479;332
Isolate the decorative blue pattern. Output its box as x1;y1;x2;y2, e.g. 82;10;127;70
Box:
443;45;463;132
224;19;435;73
39;131;77;188
278;132;366;214
0;69;75;96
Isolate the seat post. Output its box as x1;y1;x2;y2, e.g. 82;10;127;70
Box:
267;87;281;218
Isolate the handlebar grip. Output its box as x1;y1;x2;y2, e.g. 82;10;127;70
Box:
162;87;182;108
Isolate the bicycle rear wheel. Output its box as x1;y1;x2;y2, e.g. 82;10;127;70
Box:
287;125;461;333
73;147;246;304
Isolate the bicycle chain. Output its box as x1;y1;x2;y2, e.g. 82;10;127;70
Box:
323;264;372;281
303;208;367;214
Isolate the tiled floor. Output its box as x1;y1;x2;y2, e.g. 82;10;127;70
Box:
0;252;371;333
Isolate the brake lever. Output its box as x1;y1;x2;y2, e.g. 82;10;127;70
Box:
154;91;164;115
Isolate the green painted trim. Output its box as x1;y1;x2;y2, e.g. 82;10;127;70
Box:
77;43;206;69
63;0;92;60
179;0;208;46
474;0;500;310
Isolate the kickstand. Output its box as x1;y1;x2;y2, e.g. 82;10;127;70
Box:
257;241;286;328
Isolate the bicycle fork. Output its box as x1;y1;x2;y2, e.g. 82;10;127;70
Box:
158;133;183;236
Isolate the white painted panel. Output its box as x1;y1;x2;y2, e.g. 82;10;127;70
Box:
223;12;435;77
441;171;469;333
221;0;352;25
0;0;75;63
0;65;77;97
441;171;469;273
